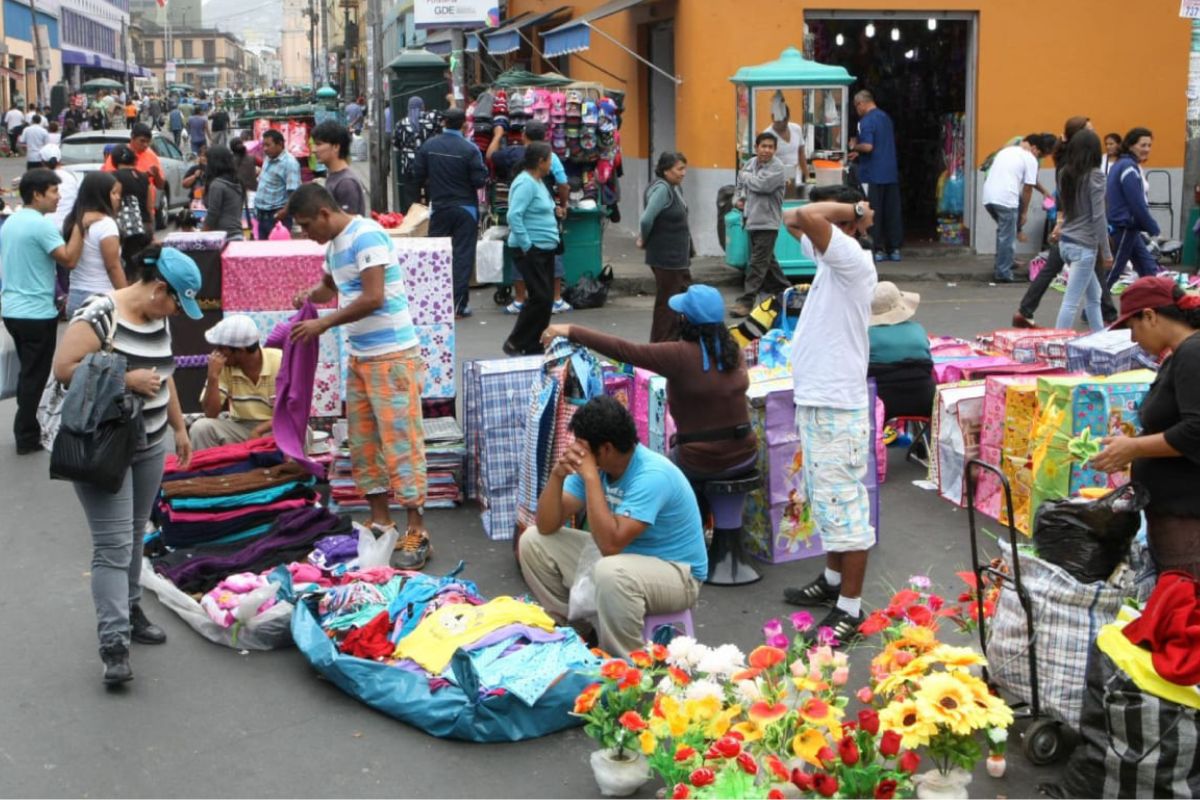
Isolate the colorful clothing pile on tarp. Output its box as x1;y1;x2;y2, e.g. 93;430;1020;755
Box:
292;564;599;742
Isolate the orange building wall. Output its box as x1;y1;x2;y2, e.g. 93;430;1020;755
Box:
510;0;1192;168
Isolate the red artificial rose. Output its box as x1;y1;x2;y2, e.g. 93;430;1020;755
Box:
715;736;742;759
858;708;880;736
879;730;902;757
618;668;643;690
689;768;716;788
767;791;785;800
898;750;921;774
618;711;647;732
875;778;899;799
816;746;837;768
814;772;839;798
791;769;814;791
600;660;628;680
928;594;945;612
837;735;860;766
859;610;892;635
906;605;934;627
891;589;920;607
675;745;696;762
736;752;759;775
765;755;790;782
671;784;690;799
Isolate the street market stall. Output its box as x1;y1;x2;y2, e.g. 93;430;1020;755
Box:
725;47;855;278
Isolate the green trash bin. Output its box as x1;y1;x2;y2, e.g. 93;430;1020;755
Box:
562;205;603;286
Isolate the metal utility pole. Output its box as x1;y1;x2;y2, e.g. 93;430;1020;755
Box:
121;18;131;96
366;0;386;211
27;0;45;106
307;0;317;90
319;0;330;87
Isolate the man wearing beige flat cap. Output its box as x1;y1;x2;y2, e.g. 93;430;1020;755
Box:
191;314;282;450
867;281;935;421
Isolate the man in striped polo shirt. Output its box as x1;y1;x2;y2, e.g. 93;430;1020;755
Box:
288;183;431;569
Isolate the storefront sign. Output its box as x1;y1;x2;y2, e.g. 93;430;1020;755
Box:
414;0;499;29
1182;0;1200;19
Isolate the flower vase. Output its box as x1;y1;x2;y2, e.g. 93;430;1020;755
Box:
986;754;1007;778
914;767;973;799
589;748;651;797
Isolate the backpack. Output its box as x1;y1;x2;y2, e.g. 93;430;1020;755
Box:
117;194;147;239
980;136;1023;177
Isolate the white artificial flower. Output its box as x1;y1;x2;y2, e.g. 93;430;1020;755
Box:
685;678;725;702
696;643;745;677
666;636;699;668
987;726;1009;744
735;679;763;705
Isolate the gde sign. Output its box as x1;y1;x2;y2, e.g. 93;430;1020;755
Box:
414;0;500;28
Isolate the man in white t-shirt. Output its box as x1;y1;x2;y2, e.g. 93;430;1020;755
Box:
781;183;878;645
980;133;1057;282
4;101;25;154
42;145;79;232
19;114;49;169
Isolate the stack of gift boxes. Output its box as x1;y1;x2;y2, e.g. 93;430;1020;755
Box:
927;325;1158;535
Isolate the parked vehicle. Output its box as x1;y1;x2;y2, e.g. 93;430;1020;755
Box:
59;130;189;229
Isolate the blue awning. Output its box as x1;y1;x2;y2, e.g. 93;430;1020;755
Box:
465;32;479;53
483;7;568;56
542;0;645;58
63;48;137;75
424;32;452;55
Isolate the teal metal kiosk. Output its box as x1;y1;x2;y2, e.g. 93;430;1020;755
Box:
726;48;855;278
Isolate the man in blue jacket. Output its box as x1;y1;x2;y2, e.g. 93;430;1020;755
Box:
1105;127;1161;290
412;108;488;318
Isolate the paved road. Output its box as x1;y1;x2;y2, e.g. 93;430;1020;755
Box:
0;276;1076;798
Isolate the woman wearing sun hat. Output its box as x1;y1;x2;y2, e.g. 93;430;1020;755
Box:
866;281;934;420
542;283;757;481
1092;275;1200;579
52;244;203;686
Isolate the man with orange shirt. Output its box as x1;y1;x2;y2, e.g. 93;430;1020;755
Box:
102;123;165;225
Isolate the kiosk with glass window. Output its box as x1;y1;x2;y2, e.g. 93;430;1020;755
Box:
726;47;855;277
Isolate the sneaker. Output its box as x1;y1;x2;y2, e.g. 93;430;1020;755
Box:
729;302;752;318
993;275;1015;284
455;306;474;319
1011;312;1037;329
130;604;167;645
100;642;133;685
782;574;839;607
874;251;886;263
816;607;866;647
888;250;902;262
504;300;525;315
552;298;572;314
393;529;432;570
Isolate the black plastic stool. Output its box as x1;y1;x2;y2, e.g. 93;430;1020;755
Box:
703;470;763;586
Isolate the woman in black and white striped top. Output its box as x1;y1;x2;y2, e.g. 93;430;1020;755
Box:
53;243;204;686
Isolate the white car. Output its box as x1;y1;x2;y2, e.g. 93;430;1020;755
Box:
59;130;190;229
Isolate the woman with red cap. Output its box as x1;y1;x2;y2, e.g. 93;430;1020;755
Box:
1092;275;1200;578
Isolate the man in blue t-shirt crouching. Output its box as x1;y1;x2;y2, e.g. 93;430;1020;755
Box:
520;395;707;657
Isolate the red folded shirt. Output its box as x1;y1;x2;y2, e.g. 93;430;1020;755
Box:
1123;570;1200;686
165;435;279;473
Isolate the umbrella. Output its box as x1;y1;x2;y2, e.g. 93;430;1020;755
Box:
81;78;124;92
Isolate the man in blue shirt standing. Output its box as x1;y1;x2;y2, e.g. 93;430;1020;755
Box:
255;129;302;239
412;108;488;318
521;396;707;657
850;90;903;262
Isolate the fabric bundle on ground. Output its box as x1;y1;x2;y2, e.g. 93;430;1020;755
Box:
293;564;599;741
328;416;463;511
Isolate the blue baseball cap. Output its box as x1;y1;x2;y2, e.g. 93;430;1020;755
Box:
155;247;203;319
668;284;725;325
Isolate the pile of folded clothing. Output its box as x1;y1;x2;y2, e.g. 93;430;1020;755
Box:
424;417;465;509
156;436;319;548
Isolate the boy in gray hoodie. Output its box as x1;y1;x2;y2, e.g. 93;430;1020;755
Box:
731;132;790;317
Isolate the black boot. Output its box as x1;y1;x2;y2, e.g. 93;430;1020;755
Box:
130;604;167;645
99;643;133;685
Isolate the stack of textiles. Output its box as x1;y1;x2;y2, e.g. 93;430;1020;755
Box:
424;416;465;508
291;566;600;741
156;436;319;548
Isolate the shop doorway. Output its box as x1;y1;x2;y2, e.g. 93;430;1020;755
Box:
647;21;676;179
805;12;976;248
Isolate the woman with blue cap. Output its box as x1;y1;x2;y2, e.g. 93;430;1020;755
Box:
542;284;757;481
53;244;203;687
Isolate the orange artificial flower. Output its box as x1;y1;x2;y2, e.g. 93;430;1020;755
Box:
731;667;763;682
748;646;787;670
600;660;629;681
748;701;788;725
650;643;669;662
618;668;643;691
573;683;602;714
619;710;648;732
668;666;692;686
629;650;653;668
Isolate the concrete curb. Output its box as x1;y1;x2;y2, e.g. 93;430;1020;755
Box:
608;263;1003;296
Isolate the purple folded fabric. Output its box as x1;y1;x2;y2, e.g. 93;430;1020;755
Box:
175;354;209;369
156;506;350;593
310;534;359;565
462;624;565;652
265;301;323;478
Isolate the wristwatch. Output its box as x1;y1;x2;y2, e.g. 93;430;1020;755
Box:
853;201;867;219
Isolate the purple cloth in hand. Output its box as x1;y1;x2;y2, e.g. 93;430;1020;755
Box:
265;301;323;477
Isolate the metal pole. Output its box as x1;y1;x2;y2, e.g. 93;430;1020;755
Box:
319;0;329;87
27;0;44;107
366;0;386;211
450;29;464;108
308;0;317;91
122;18;131;96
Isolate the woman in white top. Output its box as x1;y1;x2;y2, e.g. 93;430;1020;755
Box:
764;99;809;189
64;171;127;316
1101;132;1121;175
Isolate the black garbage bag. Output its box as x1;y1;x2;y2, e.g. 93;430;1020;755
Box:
1061;640;1200;798
562;265;614;310
1032;483;1149;584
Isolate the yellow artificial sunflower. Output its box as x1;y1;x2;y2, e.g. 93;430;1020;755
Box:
878;697;938;749
639;730;658;756
965;677;1015;729
893;625;939;653
913;671;979;736
704;703;743;739
874;656;931;697
730;721;764;744
792;727;830;769
927;644;987;671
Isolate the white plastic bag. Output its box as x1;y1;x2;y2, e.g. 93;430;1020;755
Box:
567;540;603;622
476;240;504;284
349;133;368;161
0;324;17;400
355;521;398;568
